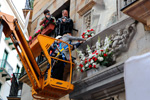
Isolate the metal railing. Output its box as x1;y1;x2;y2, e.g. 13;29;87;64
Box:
0;59;13;77
123;0;137;6
9;73;23;98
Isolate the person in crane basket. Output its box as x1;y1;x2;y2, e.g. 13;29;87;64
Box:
46;33;85;80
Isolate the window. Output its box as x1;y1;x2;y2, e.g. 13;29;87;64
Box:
1;49;8;68
16;65;20;73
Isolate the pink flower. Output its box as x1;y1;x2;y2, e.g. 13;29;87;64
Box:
91;29;94;31
29;36;32;40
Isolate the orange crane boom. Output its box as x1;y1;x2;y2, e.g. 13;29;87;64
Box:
0;12;74;99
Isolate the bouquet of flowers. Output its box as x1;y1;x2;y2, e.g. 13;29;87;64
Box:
75;37;114;72
81;29;95;39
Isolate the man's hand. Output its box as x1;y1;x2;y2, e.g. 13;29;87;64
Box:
62;18;66;22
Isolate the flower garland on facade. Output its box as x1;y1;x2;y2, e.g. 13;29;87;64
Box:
81;29;95;39
75;37;114;72
28;17;56;42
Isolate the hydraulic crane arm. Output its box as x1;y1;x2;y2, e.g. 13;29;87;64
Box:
0;12;42;89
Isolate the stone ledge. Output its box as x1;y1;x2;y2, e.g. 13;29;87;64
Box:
70;62;124;100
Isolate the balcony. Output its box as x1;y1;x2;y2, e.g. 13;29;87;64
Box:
121;0;150;30
19;56;47;86
7;73;23;100
0;59;13;81
5;38;15;50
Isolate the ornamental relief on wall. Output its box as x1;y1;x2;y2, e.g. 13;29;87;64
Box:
89;22;137;62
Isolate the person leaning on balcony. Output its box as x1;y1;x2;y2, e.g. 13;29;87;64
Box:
55;9;73;36
39;9;55;26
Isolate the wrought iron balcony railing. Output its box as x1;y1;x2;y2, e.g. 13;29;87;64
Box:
123;0;137;6
0;59;13;77
7;73;23;100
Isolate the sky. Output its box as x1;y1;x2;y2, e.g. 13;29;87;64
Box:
12;0;26;21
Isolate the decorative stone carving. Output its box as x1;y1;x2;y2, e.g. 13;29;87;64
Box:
102;95;119;100
109;22;136;60
84;12;91;29
84;22;137;61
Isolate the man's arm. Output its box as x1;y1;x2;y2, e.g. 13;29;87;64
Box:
39;18;46;26
67;35;84;41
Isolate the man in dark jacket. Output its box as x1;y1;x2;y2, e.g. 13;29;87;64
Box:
55;10;73;36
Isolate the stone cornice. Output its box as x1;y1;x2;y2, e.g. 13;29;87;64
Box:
77;0;96;16
70;62;124;100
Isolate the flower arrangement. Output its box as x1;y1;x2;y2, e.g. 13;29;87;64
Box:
81;29;95;39
75;37;114;72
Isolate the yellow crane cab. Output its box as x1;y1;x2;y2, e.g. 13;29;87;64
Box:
0;12;74;100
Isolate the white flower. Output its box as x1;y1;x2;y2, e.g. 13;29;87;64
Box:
98;57;104;61
76;66;80;69
91;59;94;63
85;35;88;38
85;63;89;67
92;63;96;66
97;50;101;54
77;69;80;72
80;61;83;64
82;57;85;60
82;67;85;71
91;33;94;36
89;54;93;58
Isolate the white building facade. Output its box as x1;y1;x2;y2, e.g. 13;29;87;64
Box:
0;0;25;100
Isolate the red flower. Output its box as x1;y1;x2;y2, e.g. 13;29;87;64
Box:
87;30;90;32
91;29;94;31
81;69;83;72
95;50;97;53
101;50;104;52
104;53;107;57
88;35;91;37
92;52;95;54
82;32;85;35
79;64;83;68
82;36;85;38
53;20;54;22
89;65;92;68
92;57;95;59
93;65;96;68
96;53;98;55
85;60;87;64
94;58;98;61
88;59;91;62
